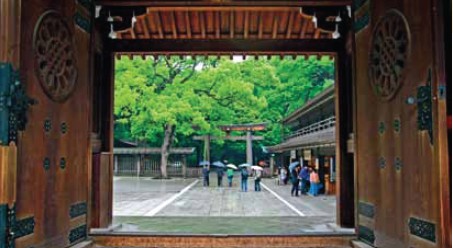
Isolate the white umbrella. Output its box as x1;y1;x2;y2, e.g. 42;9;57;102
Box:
251;165;264;171
239;163;251;167
227;164;238;170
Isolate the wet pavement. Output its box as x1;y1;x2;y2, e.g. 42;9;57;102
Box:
112;176;353;235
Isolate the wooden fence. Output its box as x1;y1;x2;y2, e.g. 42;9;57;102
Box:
114;154;202;178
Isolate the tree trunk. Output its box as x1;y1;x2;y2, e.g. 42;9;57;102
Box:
160;124;175;178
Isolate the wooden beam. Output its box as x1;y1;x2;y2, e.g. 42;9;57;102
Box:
243;11;249;39
108;39;341;53
95;1;352;7
286;11;295;39
170;11;178;38
229;10;235;38
258;11;263;39
271;15;279;39
185;11;192;38
299;18;309;38
155;12;164;38
215;11;221;39
199;11;206;38
130;28;137;39
141;17;151;38
314;29;321;39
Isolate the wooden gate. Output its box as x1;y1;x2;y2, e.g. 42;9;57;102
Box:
354;0;449;247
0;0;94;247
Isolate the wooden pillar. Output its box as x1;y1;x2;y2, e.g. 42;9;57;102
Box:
246;131;253;165
335;30;355;228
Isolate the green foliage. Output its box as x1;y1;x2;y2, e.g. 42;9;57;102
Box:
114;55;334;162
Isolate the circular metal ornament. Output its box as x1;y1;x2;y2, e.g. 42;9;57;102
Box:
33;11;77;102
369;10;411;101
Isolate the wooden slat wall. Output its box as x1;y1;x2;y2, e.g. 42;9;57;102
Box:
354;0;447;247
117;8;333;40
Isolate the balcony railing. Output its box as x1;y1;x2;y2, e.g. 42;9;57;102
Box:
285;116;336;140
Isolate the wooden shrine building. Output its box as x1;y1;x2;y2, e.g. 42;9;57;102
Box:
0;0;450;248
268;86;337;194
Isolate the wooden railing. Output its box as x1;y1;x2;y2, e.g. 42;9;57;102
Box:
285;116;336;140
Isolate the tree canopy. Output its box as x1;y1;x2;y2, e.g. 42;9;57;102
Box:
114;55;334;169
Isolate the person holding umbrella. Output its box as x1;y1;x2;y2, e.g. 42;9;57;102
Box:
239;163;250;192
212;161;225;187
226;164;237;187
251;165;263;191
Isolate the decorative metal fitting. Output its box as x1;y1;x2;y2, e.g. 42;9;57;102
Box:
394;157;402;170
44;119;52;133
378;157;386;169
60;157;66;169
61;122;68;134
43;157;50;171
378;122;385;134
393;118;401;133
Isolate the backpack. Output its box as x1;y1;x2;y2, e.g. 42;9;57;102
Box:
241;169;249;177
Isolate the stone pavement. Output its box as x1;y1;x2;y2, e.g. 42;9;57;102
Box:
112;176;353;235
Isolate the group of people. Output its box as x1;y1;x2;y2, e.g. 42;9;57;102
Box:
201;165;262;192
279;164;321;197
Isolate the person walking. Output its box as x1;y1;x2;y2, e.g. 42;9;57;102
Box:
309;168;320;196
240;167;249;192
290;166;300;196
299;166;310;194
254;169;262;191
227;167;234;187
202;165;210;187
216;167;224;187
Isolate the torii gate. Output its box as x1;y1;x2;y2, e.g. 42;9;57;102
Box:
193;123;266;165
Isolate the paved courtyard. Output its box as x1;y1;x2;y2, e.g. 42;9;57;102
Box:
112;175;353;235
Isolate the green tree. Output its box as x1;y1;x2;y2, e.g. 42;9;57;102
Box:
115;57;264;177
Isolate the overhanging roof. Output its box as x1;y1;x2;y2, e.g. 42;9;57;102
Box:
267;126;335;153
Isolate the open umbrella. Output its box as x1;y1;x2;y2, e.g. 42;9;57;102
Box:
251;165;264;171
289;161;300;171
239;163;251;168
199;161;210;166
227;164;238;170
212;161;225;168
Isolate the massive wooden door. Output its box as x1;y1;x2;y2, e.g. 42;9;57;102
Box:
12;1;92;247
354;0;449;247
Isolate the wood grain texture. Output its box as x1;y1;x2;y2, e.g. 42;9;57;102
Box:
354;0;447;247
92;235;354;247
0;144;17;206
15;1;91;247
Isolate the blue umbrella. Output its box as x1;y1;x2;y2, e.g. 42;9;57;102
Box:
239;163;251;168
212;161;225;168
289;161;300;171
199;161;210;166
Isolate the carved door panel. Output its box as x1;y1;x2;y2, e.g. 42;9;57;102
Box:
13;1;93;247
354;0;448;247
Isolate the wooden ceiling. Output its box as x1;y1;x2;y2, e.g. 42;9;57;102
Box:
114;7;335;40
